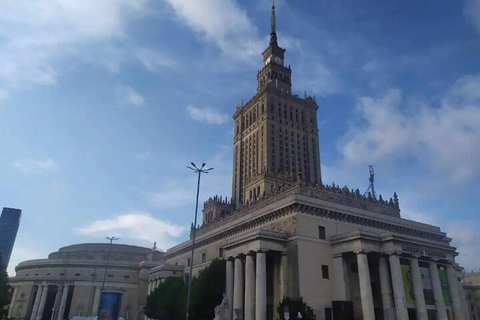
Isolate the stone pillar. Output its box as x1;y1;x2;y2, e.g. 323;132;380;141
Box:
429;262;448;320
36;285;49;320
226;259;234;320
389;254;409;320
256;251;267;320
356;251;375;320
233;256;244;319
333;254;348;301
8;285;19;318
57;286;69;320
148;281;152;294
410;258;428;320
379;256;394;319
457;276;470;320
280;253;287;299
50;285;63;320
245;253;255;320
91;287;101;316
447;265;465;320
30;286;43;320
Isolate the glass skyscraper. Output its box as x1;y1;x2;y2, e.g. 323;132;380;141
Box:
0;207;22;268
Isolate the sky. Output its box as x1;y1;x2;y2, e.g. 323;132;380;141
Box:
1;0;480;276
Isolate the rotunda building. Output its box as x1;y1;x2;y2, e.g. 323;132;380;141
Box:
8;243;163;320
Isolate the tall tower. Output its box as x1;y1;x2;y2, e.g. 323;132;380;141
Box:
232;2;322;205
0;207;21;268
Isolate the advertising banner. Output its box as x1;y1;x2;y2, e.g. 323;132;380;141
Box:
401;264;415;305
438;267;452;307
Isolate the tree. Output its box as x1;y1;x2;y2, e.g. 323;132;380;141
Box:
277;297;316;320
145;277;186;320
0;255;11;320
189;259;226;320
145;258;226;320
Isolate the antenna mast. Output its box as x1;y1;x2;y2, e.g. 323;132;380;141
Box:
363;165;376;199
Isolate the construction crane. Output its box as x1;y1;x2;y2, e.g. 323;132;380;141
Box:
363;165;376;199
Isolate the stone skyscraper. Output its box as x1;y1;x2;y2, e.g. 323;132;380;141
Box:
0;207;21;268
232;3;321;205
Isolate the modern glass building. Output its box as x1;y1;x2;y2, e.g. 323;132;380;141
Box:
0;207;22;268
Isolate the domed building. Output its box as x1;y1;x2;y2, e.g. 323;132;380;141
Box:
7;243;163;320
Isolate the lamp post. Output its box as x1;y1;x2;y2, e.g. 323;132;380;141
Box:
97;236;119;320
185;162;213;320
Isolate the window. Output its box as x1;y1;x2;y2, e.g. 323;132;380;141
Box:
318;226;326;239
187;258;191;267
202;253;206;263
322;265;329;279
75;273;80;276
124;276;130;279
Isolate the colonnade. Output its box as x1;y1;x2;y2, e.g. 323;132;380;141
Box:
335;251;468;320
147;278;163;294
225;250;280;320
27;284;70;320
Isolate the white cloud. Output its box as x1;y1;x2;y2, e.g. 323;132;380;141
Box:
446;220;480;271
13;158;58;174
465;0;480;34
186;105;229;125
339;74;480;184
163;0;263;60
116;86;145;107
136;48;179;71
0;0;148;87
76;212;186;250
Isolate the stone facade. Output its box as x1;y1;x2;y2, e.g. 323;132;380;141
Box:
8;243;163;320
463;273;480;320
150;3;472;320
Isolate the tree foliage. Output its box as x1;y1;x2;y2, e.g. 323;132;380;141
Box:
145;258;226;320
277;296;316;320
0;255;11;320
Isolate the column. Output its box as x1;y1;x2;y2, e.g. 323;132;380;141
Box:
148;281;152;294
30;286;43;320
50;285;63;320
280;253;287;299
245;253;255;320
57;286;69;320
447;265;465;320
332;254;348;301
35;285;49;320
379;256;394;319
410;258;428;320
255;251;267;320
233;256;244;320
91;287;101;317
429;262;448;320
356;251;375;320
389;254;409;320
226;259;234;320
8;286;19;318
457;276;470;320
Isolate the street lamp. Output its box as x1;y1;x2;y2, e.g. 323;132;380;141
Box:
185;162;213;320
97;236;119;320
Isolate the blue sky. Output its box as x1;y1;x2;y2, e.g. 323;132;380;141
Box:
1;0;480;276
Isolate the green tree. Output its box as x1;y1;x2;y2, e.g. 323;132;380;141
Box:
0;255;11;320
277;296;316;320
189;259;226;320
145;258;226;320
145;277;186;320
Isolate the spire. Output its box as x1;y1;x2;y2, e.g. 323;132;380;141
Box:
270;0;277;44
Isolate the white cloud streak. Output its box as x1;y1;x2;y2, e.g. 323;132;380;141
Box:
116;86;145;107
186;105;229;125
446;220;480;271
465;0;480;34
339;74;480;184
136;48;179;71
77;212;186;250
163;0;263;60
13;158;58;174
0;0;148;87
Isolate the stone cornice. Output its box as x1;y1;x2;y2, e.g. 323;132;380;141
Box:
164;193;448;260
15;262;140;272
